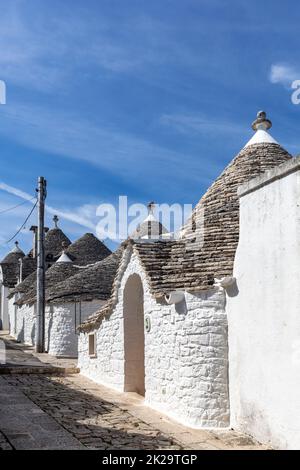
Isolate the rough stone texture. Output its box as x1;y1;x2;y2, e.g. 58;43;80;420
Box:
7;296;17;336
132;143;291;297
0;376;83;449
227;158;300;450
45;300;104;357
0;285;9;330
0;373;265;450
79;252;229;428
9;299;101;356
27;227;72;261
62;232;111;265
81;143;292;335
8;270;36;298
46;248;123;304
0;249;25;288
16;262;81;306
0;331;79;374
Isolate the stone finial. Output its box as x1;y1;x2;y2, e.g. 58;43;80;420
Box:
147;201;155;215
251;111;272;131
12;240;22;253
53;215;59;228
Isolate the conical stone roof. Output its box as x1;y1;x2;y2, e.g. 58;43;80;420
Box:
18;261;81;306
62;233;111;265
44;228;72;258
111;112;293;296
0;242;25;287
1;242;25;264
130;202;168;240
46;248;123;303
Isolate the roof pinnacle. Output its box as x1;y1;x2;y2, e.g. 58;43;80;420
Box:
251;111;272;131
147;201;155;216
53;215;59;228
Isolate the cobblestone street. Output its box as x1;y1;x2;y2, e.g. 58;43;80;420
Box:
0;372;267;450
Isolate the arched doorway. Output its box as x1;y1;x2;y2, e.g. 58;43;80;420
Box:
123;274;145;396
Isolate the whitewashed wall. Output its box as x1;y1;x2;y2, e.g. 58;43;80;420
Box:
0;284;9;330
8;296;35;345
8;296;17;337
227;159;300;449
79;252;229;428
10;295;102;357
45;299;103;357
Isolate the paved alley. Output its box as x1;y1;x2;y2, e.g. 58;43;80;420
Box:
0;372;267;450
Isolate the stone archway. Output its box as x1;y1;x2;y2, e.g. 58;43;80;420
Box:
123;274;145;396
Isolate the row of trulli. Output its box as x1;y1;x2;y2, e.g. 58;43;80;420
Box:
0;202;167;356
1;111;299;448
0;218;113;357
76;112;293;433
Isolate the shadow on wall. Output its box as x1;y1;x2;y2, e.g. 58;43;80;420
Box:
31;323;36;347
3;375;179;450
46;308;54;353
226;279;239;298
16;318;25;343
175;300;187;315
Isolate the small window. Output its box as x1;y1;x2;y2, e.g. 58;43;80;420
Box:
88;333;96;358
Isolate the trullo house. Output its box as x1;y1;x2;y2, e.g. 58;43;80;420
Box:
77;111;292;434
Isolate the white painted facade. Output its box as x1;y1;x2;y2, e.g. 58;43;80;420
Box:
45;299;104;357
227;158;300;449
8;295;102;357
78;251;230;428
0;281;9;330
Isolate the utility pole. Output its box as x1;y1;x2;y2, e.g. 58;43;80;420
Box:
36;176;47;353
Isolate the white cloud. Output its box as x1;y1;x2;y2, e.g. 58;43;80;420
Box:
0;101;210;190
269;64;299;87
0;181;95;231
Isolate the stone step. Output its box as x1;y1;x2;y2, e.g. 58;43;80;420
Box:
0;366;80;375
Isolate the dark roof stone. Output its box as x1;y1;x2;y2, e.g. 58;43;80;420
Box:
47;247;123;303
62;233;111;265
79;142;292;332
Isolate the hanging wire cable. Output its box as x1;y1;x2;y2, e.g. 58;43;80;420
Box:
0;197;36;215
6;200;38;244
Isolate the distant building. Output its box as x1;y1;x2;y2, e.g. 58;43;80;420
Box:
6;217;112;357
0;241;25;330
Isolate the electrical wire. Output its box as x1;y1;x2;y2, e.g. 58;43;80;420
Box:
0;197;36;215
6;200;38;244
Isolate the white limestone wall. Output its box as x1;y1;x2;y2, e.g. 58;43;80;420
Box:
24;304;36;346
45;300;103;357
0;285;9;330
8;296;18;337
15;304;26;343
79;252;229;428
227;164;300;449
78;299;125;391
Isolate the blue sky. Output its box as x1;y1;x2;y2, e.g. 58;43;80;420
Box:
0;0;299;258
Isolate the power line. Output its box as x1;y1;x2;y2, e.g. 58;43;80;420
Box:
6;200;38;244
0;197;36;215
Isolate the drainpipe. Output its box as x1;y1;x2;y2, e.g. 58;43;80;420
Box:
165;290;185;304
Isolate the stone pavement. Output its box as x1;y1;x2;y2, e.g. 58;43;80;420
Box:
0;331;78;374
0;376;83;449
0;372;267;450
